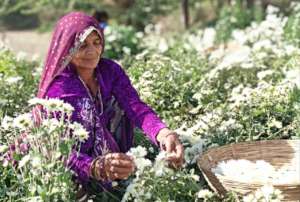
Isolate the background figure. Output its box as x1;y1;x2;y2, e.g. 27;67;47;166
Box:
93;10;109;29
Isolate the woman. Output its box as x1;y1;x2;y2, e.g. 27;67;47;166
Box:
36;12;184;200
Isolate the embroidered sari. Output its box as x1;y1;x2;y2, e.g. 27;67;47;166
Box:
36;12;166;196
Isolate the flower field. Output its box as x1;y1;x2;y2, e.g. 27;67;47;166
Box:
0;4;300;202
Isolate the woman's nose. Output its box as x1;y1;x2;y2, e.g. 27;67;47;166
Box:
86;45;100;55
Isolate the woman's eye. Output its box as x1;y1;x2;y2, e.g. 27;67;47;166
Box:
80;44;87;50
94;40;101;46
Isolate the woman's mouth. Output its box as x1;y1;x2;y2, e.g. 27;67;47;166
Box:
83;57;98;61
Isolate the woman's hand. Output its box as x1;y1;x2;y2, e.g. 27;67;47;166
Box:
156;128;184;169
91;153;135;181
104;153;135;180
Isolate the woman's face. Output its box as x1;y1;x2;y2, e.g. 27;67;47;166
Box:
71;31;102;71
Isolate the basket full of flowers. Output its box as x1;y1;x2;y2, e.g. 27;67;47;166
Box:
197;140;300;201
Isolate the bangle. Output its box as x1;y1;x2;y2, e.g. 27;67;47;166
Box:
90;156;101;179
90;156;107;181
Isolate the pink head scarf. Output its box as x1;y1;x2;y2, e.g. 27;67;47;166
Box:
37;11;104;99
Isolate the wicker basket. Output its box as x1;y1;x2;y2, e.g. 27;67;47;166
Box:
197;140;300;202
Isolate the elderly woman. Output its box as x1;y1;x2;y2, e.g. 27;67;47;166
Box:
36;12;184;200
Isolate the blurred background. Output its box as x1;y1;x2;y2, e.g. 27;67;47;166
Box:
0;0;293;60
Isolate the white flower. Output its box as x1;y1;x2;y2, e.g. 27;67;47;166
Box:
202;28;216;49
154;163;169;177
104;26;112;34
127;146;153;174
176;122;207;144
266;5;280;15
232;30;247;45
155;150;167;161
42;118;61;133
217;46;251;69
257;70;274;80
31;156;42;169
44;98;65;111
284;68;300;89
127;146;147;159
71;122;89;142
1;116;13;130
135;158;152;172
28;98;46;106
197;189;214;199
33;65;43;77
6;76;23;84
13;113;33;130
0;145;8;153
135;50;149;60
19;154;31;169
153;151;172;176
135;32;144;38
245;185;284;202
269;119;282;129
27;197;43;202
253;39;272;51
122;47;131;55
69;122;82;131
42;98;72;114
260;185;275;199
112;181;118;187
191;174;200;181
243;193;255;202
62;102;74;114
16;51;27;61
209;47;225;61
158;38;168;53
106;34;117;42
31;54;40;61
148;146;154;153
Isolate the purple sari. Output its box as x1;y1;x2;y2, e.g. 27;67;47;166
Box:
36;12;166;194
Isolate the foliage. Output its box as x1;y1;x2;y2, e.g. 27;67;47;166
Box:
215;0;264;43
103;25;143;60
0;49;40;117
127;51;208;128
0;0;105;30
284;2;300;46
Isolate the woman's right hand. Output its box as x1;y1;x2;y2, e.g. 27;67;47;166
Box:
92;153;135;181
104;153;135;180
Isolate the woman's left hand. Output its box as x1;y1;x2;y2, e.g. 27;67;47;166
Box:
157;129;184;169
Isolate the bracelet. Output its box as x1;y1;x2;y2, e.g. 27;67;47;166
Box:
89;156;100;179
90;155;107;181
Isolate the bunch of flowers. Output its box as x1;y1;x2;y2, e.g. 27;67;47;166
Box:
0;48;41;117
0;98;89;201
122;146;201;202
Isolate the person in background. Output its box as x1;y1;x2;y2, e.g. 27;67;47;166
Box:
93;10;109;30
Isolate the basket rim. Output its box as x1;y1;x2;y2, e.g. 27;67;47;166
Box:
200;139;299;157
